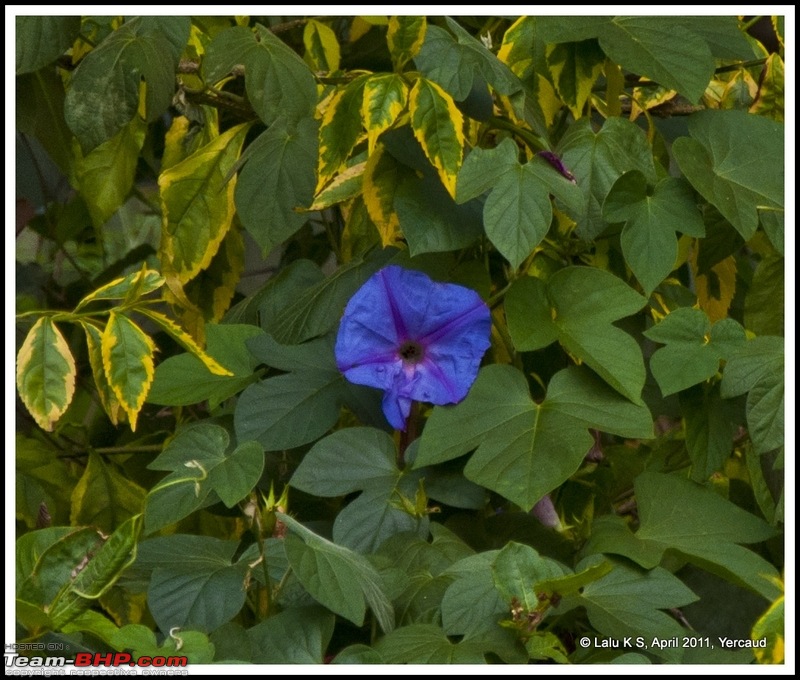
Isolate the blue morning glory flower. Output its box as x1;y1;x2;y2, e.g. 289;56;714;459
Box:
335;265;492;430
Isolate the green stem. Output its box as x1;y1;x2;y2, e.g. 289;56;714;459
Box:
714;58;768;75
486;116;548;153
740;15;763;31
397;402;420;470
92;444;164;454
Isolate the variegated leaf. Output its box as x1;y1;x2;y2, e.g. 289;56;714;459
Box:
16;318;77;432
546;40;605;119
80;321;123;426
317;75;369;191
303;18;340;72
387;16;426;71
409;78;464;198
75;269;164;311
310;161;366;211
362;144;412;247
101;312;156;431
158;122;250;284
362;74;408;154
135;308;232;377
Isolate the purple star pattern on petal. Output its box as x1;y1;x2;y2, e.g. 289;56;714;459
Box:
335;266;492;430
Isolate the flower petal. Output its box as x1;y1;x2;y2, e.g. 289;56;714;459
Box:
335;264;492;429
382;389;412;430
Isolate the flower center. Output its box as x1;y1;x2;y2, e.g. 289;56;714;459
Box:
399;340;424;364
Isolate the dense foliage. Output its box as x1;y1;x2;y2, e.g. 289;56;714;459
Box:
15;14;785;666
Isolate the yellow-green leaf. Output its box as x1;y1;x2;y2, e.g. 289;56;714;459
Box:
158;122;250;284
80;321;123;425
752;593;784;664
101;312;156;431
303;18;340;72
692;252;737;323
750;53;784;121
162;108;220;171
387;16;426;71
75;113;147;228
498;16;534;79
362;74;408;154
16;318;76;432
183;226;245;326
75;269;164;311
546;40;605;119
136;308;232;377
310;161;366;211
363;144;412;247
317;75;369;191
409;78;464;198
70;452;146;533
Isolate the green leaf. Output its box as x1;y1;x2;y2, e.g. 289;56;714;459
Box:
333;644;386;664
111;624;216;664
267;248;395;344
65;17;190;152
537;16;717;103
16;317;76;432
558;117;656;240
491;542;569;611
247;607;335;664
680;384;741;481
279;513;395;632
545;39;605;118
49;515;142;629
70;453;146;533
317;75;369;190
234;362;380;451
744;255;784;336
101;312;155;431
362;74;408;154
409;78;464;198
291;428;427;552
17;527;103;604
387;16;427;71
235;116;318;256
569;562;698;662
374;623;487;664
303;19;340;72
441;553;501;636
144;423;264;532
159;122;250;283
506;267;648;402
414;20;522;101
416;364;652;510
203;24;316;125
75;113;147;228
720;336;784;454
16;435;77;528
16;16;81;74
644;307;747;396
583;472;780;600
148;324;264;408
604;171;706;294
137;535;254;633
16;69;76;181
395;166;484;256
673;110;784;240
457;138;584;268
